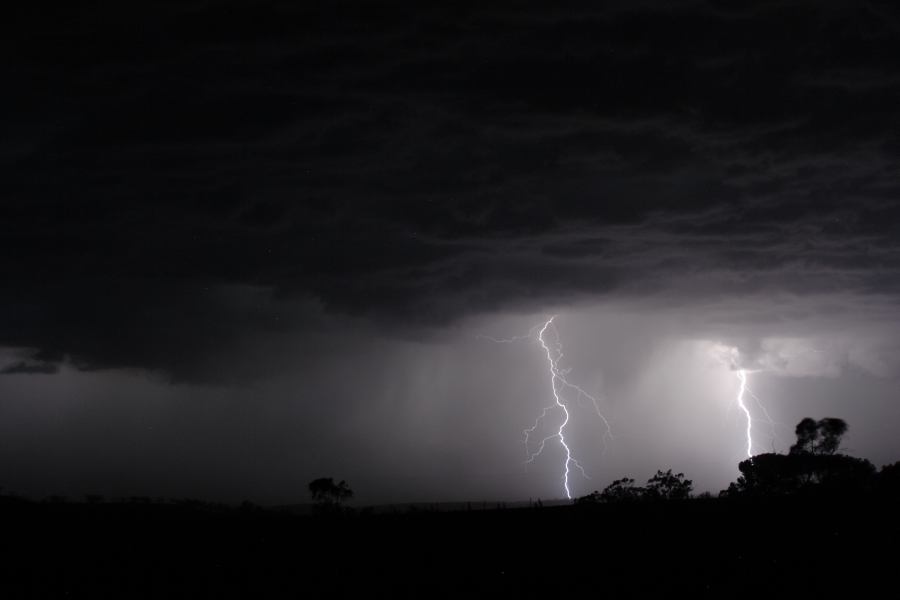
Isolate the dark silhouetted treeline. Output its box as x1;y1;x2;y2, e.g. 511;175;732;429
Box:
576;417;900;505
1;417;897;598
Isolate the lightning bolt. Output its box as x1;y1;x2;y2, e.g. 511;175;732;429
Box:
712;345;781;458
735;369;753;458
732;366;784;457
744;379;784;453
482;315;612;500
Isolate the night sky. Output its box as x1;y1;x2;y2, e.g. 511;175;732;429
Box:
3;0;900;504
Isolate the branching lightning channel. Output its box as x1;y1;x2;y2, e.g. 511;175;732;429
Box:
712;345;780;458
735;369;753;458
733;368;783;457
745;386;782;452
481;315;612;500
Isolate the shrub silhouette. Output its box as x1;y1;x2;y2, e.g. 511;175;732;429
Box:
601;477;644;502
724;417;874;497
723;453;799;497
579;471;692;503
577;477;644;504
645;469;693;500
876;462;900;497
308;477;353;510
789;417;848;455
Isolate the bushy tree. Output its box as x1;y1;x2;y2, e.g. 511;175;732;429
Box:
722;453;803;497
789;417;848;455
576;477;644;504
724;418;874;497
877;462;900;497
645;469;693;501
599;477;645;503
724;452;875;497
308;478;353;509
580;471;695;504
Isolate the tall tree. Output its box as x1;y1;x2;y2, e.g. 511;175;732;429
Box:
645;470;693;500
789;417;848;455
308;478;354;508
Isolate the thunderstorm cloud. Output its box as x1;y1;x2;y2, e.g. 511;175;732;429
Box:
2;0;900;502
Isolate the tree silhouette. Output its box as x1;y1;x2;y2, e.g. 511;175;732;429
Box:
580;471;695;504
577;477;643;504
599;477;644;502
645;469;693;500
725;417;874;497
789;417;848;455
877;462;900;497
723;453;802;497
308;478;353;509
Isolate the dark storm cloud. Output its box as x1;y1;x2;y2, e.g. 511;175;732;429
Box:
0;361;59;375
4;0;900;378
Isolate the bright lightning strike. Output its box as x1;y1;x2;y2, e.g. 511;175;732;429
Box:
481;315;612;500
735;369;753;458
711;344;781;458
534;317;579;499
745;386;782;452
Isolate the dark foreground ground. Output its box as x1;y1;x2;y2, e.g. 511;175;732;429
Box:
1;495;897;599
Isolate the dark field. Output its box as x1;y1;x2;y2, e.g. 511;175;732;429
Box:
1;494;896;599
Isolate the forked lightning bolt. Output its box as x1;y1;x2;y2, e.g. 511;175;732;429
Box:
481;315;612;500
735;369;753;458
711;345;777;458
730;365;781;457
